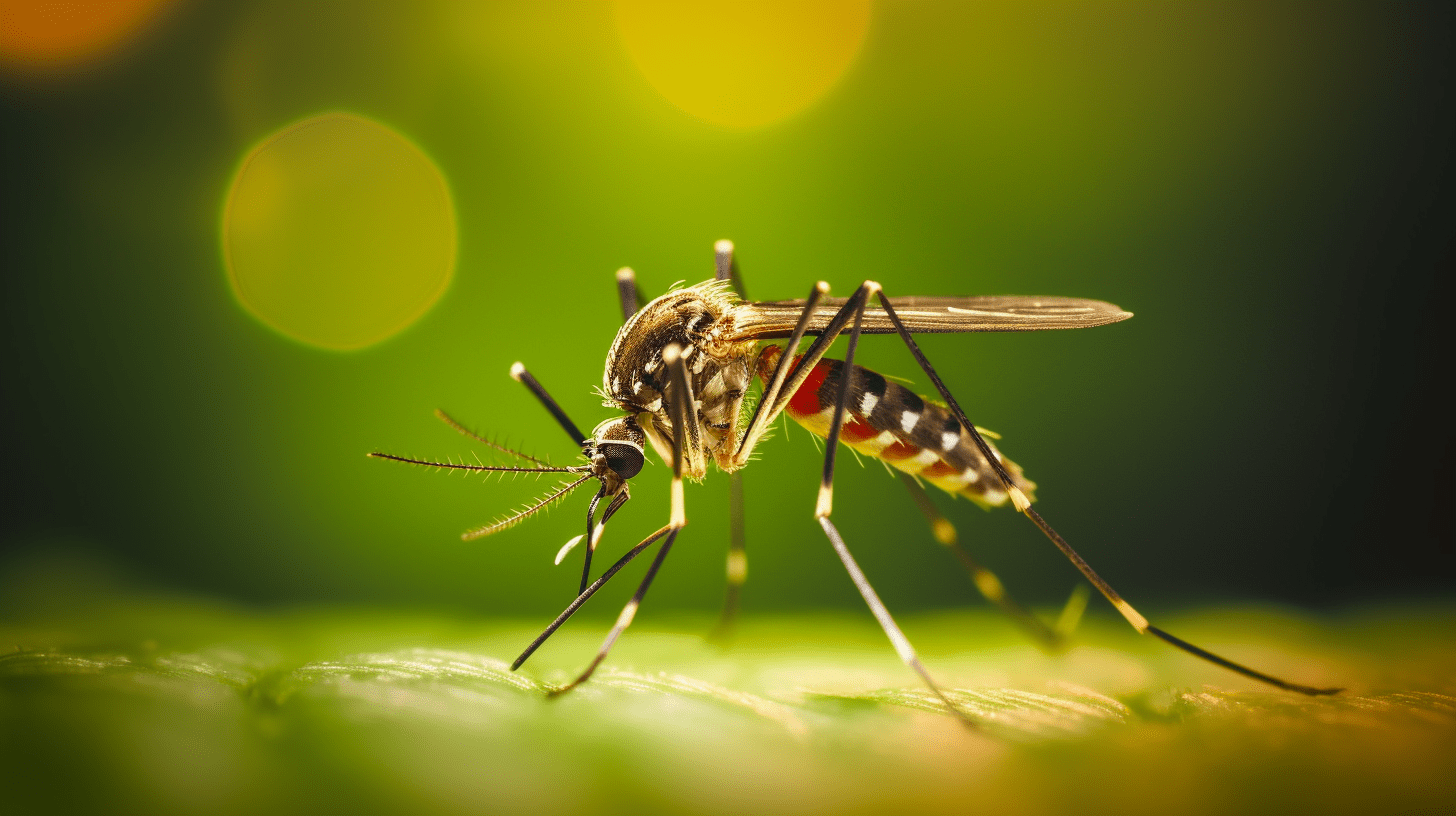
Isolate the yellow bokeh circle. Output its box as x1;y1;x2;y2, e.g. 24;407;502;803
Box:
222;112;456;350
614;0;872;129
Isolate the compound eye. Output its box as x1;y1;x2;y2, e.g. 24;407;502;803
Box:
601;442;644;480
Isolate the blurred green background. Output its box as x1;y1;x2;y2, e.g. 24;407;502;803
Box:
4;4;1455;815
3;1;1452;631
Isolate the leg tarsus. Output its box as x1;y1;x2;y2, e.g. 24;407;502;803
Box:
820;517;978;729
896;470;1070;654
543;342;696;696
709;470;747;645
512;525;673;672
1145;625;1342;696
547;529;680;696
810;283;976;728
874;290;1341;696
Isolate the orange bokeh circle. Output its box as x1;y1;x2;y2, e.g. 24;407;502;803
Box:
0;0;173;70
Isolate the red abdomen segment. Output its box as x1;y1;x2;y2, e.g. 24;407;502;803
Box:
758;346;1036;508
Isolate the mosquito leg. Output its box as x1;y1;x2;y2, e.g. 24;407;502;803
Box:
510;362;587;446
547;343;695;695
710;239;748;643
714;238;747;299
547;529;680;696
820;517;977;726
806;282;976;726
1024;506;1339;694
873;291;1342;696
814;283;875;518
709;470;747;643
894;470;1070;653
896;470;959;548
616;266;639;321
900;469;1086;643
738;280;907;469
733;280;837;467
742;281;874;467
512;524;673;671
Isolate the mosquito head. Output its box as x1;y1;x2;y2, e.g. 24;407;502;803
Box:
586;415;646;494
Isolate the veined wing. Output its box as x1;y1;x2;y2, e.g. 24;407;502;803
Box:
724;295;1132;339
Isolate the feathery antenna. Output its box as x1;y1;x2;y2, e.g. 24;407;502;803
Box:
462;474;596;540
432;409;556;466
366;452;585;476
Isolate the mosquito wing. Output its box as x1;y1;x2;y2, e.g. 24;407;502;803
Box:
724;295;1132;339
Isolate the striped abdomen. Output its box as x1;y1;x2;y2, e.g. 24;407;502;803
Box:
758;346;1036;508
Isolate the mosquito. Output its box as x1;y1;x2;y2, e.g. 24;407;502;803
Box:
370;240;1340;720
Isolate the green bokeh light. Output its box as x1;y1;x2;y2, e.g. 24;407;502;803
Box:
222;111;456;350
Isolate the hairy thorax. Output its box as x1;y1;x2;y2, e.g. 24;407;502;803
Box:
602;281;759;478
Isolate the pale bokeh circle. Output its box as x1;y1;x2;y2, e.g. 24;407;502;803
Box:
222;112;456;350
615;0;872;129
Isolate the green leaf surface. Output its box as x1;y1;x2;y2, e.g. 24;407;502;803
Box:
2;598;1453;816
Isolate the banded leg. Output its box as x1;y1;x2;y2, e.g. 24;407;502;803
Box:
895;471;1076;653
873;291;1341;696
712;239;748;642
543;342;695;696
811;282;977;726
709;470;747;643
732;280;840;467
513;524;674;671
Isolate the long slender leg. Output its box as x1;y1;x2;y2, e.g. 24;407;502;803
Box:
873;292;1341;696
895;471;1071;653
616;267;639;321
513;524;673;670
710;239;749;642
547;531;679;696
897;471;959;548
809;282;977;726
709;470;747;643
714;238;747;299
733;280;844;467
510;362;587;446
546;343;695;695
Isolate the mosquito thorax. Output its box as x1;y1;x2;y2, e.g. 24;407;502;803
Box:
601;280;757;475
